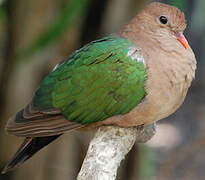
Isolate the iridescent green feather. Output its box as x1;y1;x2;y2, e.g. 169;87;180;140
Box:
33;36;147;124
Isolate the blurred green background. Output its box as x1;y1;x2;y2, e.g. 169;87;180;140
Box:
0;0;205;179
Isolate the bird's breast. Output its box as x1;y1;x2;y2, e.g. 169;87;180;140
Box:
117;50;196;126
140;50;196;123
145;77;189;122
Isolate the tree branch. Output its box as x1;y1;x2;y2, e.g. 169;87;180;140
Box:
77;123;156;180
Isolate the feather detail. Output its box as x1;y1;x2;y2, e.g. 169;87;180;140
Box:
1;135;61;174
5;36;146;137
6;103;83;137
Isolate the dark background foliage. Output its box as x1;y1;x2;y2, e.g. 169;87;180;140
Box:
0;0;204;179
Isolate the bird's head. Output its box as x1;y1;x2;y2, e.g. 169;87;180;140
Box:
132;2;189;49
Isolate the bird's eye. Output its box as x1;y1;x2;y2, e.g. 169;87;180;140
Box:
159;16;168;25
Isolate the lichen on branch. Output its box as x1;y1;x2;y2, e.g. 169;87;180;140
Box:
77;123;156;180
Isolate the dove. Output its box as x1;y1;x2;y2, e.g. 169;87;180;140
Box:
2;2;196;174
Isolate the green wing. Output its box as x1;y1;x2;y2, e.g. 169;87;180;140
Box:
6;36;146;137
33;36;146;124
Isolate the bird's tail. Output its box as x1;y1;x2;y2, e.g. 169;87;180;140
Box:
1;134;61;174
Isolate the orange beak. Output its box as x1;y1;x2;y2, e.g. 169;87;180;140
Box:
175;32;189;49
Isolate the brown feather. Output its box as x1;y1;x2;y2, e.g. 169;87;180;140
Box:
6;102;84;137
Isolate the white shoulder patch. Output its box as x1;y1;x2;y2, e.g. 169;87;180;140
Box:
127;46;146;67
52;63;59;72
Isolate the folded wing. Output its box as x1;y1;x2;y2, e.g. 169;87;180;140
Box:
6;36;147;137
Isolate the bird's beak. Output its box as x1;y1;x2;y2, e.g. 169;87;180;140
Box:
174;32;189;49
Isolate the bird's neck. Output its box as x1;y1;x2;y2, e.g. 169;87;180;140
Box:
119;25;196;86
119;19;158;51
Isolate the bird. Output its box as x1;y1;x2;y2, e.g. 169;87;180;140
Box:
1;2;196;174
